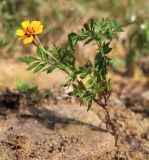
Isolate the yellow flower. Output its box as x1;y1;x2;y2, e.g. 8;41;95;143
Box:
16;20;43;44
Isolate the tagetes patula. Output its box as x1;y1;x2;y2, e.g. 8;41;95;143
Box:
16;20;43;45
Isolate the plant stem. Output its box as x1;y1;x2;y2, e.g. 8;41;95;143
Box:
75;77;118;146
93;98;118;146
38;45;71;75
38;46;60;64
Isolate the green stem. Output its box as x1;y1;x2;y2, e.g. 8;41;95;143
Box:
38;45;71;75
38;45;59;64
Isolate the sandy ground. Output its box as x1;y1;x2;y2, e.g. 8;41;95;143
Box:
0;99;115;160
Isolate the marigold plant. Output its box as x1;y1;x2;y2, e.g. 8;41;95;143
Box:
17;19;124;146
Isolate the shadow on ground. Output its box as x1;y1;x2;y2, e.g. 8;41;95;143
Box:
19;105;107;133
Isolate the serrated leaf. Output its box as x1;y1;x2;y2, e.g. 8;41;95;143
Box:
27;62;40;70
19;56;37;63
34;63;46;73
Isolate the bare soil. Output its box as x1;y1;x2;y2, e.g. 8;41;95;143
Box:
0;91;115;160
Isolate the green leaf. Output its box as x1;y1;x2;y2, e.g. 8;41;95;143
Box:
78;35;88;41
95;52;103;69
80;70;91;79
84;23;90;31
44;52;49;61
19;56;37;63
37;47;43;59
84;38;93;45
108;20;118;28
69;74;77;82
43;64;57;73
27;62;40;70
103;42;112;54
68;32;77;39
34;63;46;73
51;45;59;59
87;99;92;111
68;32;78;49
115;28;124;32
90;19;94;31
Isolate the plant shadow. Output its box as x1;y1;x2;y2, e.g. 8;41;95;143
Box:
19;105;107;133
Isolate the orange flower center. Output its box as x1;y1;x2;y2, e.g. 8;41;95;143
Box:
24;27;35;36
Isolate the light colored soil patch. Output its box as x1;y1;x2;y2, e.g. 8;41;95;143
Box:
0;59;67;90
0;102;115;160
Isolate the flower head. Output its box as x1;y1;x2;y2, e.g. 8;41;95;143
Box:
16;20;43;44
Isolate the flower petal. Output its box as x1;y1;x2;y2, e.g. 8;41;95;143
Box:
31;21;41;28
16;29;25;36
21;20;30;29
35;25;43;34
23;35;33;44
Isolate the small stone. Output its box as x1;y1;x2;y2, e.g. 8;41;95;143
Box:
48;144;54;153
130;137;139;148
113;99;124;106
